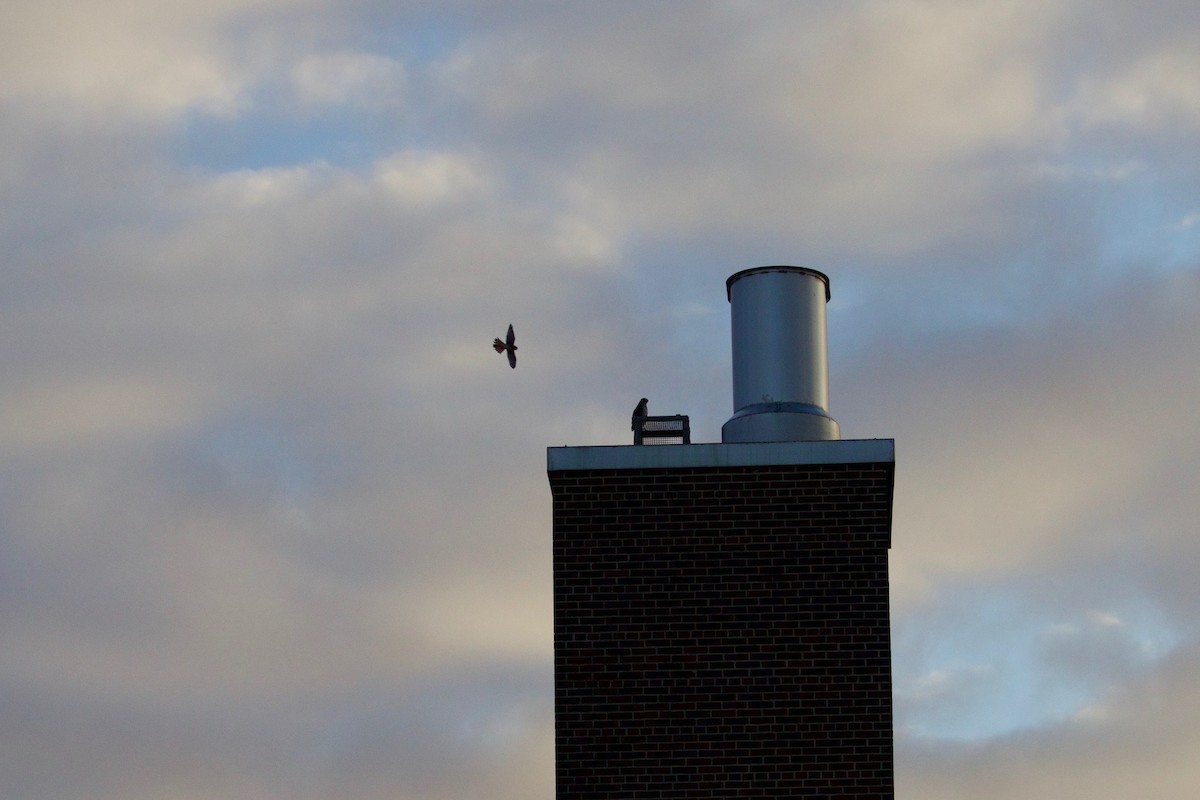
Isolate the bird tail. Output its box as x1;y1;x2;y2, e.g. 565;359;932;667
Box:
493;339;506;352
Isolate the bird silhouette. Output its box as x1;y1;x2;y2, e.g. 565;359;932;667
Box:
493;323;517;368
631;397;648;430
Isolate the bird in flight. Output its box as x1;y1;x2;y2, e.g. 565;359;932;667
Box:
493;324;517;368
631;397;648;430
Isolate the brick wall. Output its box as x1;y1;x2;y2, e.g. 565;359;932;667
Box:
549;461;895;799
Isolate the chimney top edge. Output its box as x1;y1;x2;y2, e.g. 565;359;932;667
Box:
726;266;831;303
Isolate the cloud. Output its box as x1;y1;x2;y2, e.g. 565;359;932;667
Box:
0;1;274;118
1075;34;1200;129
292;51;407;109
899;646;1200;799
838;268;1200;585
430;0;1073;256
374;150;491;206
2;1;1200;798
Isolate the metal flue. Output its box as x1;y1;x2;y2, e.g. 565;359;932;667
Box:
721;266;840;443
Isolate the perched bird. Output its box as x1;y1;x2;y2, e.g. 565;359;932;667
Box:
631;397;648;430
493;323;517;368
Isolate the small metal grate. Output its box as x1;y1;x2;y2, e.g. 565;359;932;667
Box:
633;415;691;445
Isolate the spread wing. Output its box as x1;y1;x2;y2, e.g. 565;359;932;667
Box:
505;324;516;348
507;348;517;369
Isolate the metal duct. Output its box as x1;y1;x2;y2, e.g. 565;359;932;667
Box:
721;266;840;443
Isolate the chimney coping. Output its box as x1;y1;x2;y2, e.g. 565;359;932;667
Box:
547;438;893;472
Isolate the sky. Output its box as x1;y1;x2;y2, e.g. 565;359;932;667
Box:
2;0;1199;797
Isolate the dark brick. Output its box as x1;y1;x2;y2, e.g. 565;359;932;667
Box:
550;461;895;799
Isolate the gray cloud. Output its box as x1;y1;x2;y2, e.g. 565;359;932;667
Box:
2;1;1199;797
898;646;1200;799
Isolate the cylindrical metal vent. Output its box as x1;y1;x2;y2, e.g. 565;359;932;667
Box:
721;266;840;443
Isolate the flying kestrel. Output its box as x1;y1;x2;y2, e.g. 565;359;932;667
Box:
493;324;517;369
631;397;648;430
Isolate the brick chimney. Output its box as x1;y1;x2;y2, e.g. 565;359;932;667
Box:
547;267;895;799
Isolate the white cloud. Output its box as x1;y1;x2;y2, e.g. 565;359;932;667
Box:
3;1;1200;798
374;150;491;206
0;1;262;118
431;0;1079;257
1076;37;1200;128
843;274;1200;586
899;647;1200;799
0;375;205;450
778;0;1063;161
1089;610;1126;629
198;163;331;209
292;51;407;108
